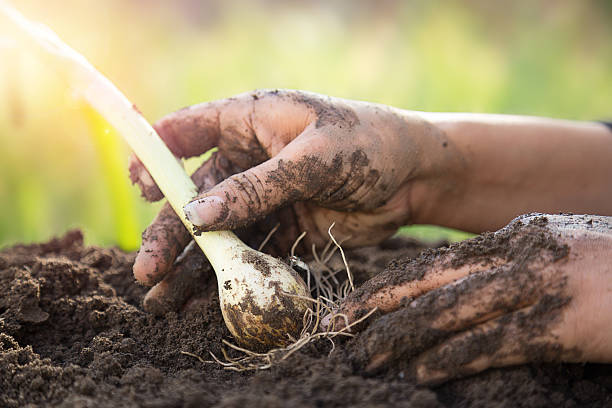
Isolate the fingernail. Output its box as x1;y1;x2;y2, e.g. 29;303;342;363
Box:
415;364;447;386
320;310;347;331
415;364;429;384
140;167;155;187
320;313;332;330
183;196;226;227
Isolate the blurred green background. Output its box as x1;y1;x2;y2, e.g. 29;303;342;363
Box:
1;0;611;250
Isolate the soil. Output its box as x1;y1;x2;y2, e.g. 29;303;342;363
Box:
1;228;611;407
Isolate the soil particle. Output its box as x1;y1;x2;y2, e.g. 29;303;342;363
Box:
1;229;610;407
222;272;307;351
287;90;360;129
240;250;271;277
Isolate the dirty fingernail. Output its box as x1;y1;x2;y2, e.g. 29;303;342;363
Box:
320;310;348;331
415;364;429;384
320;313;332;330
183;196;226;227
414;363;448;386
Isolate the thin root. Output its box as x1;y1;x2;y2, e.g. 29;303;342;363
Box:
290;231;307;257
180;350;213;365
205;224;375;371
328;222;354;292
257;222;280;252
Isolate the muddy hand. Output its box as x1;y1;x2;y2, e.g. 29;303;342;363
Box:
130;90;450;311
133;150;303;314
332;214;612;385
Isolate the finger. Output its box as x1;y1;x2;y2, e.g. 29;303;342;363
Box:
128;102;222;201
412;264;546;332
143;242;215;316
134;202;191;286
129;94;263;201
182;132;328;232
129;154;164;202
151;102;223;159
354;262;559;374
325;254;505;330
133;153;239;285
331;215;573;329
413;300;574;385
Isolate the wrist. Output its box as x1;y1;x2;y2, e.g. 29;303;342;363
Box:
407;113;612;232
394;110;468;227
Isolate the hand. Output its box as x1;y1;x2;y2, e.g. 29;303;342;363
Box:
333;214;612;385
129;89;452;313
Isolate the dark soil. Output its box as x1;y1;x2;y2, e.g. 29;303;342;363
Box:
1;229;611;407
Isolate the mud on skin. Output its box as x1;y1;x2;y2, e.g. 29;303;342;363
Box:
198;149;390;234
349;215;584;382
288;90;361;129
345;214;569;307
218;89;362;170
260;90;389;209
193;90;399;233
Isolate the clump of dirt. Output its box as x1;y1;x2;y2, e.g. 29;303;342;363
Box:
1;230;611;407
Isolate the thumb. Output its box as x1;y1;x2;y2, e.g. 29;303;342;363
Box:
182;153;311;232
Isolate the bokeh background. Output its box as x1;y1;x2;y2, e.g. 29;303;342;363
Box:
1;0;611;250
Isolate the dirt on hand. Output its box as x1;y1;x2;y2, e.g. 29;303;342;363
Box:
1;230;611;407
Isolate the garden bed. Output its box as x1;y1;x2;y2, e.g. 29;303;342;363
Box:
1;230;610;407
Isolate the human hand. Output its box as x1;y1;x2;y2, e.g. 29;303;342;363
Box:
129;89;451;313
332;214;612;385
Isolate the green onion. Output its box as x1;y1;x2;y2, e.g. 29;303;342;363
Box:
0;1;310;350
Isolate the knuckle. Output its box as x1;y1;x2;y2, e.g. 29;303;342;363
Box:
152;118;182;156
152;115;173;137
225;171;268;213
248;88;289;102
192;153;238;192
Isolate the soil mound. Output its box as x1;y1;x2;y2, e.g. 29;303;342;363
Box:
1;230;610;407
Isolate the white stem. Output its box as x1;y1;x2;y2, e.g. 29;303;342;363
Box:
0;0;237;260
